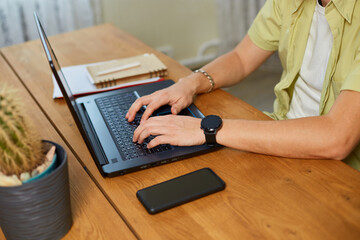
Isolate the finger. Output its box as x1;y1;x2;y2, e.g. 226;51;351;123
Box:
126;96;150;122
126;99;142;121
170;94;193;115
140;99;168;121
133;121;147;142
140;106;155;121
171;102;186;115
133;118;161;142
147;135;172;149
137;127;152;144
137;124;168;144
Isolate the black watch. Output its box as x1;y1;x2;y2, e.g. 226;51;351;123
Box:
201;115;223;146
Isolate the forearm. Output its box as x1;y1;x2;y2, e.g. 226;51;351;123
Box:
216;90;360;161
179;35;274;95
199;51;247;90
217;116;349;161
178;50;246;95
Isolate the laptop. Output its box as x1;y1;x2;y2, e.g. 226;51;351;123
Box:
34;13;217;177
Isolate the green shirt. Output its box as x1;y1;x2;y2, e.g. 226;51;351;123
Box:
248;0;360;170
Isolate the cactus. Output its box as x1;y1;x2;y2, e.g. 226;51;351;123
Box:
0;86;43;176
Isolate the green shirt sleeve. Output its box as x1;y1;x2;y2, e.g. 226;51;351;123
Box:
341;47;360;92
248;0;282;51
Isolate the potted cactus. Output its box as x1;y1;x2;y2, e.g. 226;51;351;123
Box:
0;85;72;239
0;86;53;186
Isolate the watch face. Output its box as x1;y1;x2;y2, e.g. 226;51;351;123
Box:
201;115;222;131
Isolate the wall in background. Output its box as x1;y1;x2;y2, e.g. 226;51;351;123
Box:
101;0;219;68
101;0;276;70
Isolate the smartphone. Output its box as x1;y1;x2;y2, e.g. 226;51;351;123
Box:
136;168;226;214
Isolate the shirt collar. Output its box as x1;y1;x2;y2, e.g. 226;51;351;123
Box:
293;0;356;23
330;0;356;23
293;0;304;13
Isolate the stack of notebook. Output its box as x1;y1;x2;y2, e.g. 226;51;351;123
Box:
52;53;167;98
86;53;168;88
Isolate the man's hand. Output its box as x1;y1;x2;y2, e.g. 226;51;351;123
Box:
126;79;197;122
133;115;205;148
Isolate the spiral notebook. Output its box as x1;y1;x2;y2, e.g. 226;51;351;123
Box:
86;53;168;88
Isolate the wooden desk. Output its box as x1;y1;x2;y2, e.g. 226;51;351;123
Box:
2;24;360;239
0;55;135;239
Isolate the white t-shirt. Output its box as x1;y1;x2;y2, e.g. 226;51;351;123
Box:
286;1;333;119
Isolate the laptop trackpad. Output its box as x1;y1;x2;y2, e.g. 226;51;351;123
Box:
152;105;172;116
152;105;195;117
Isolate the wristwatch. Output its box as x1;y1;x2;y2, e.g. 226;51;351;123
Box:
201;115;223;146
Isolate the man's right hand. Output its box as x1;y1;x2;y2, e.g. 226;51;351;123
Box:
125;78;197;122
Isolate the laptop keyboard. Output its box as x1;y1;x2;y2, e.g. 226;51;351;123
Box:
95;91;172;161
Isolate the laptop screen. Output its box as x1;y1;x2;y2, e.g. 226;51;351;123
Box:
34;12;84;127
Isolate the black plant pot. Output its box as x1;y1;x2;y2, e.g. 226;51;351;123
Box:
0;140;73;240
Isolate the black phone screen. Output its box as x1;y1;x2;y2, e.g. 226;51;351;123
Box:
136;168;226;214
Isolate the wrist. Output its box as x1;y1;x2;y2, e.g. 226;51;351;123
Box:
178;75;201;96
193;69;215;93
178;69;215;95
201;115;223;146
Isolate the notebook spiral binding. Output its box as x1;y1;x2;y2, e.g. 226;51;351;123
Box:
98;68;168;88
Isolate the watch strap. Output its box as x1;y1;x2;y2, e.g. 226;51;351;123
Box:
204;131;217;146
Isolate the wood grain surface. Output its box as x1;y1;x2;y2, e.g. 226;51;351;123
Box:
1;24;360;240
0;55;135;240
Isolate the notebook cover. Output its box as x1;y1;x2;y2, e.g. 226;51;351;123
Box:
86;53;167;88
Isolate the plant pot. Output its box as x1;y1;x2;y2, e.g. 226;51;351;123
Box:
23;150;58;184
0;140;73;240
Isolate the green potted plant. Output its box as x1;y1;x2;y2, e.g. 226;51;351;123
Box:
0;85;72;239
